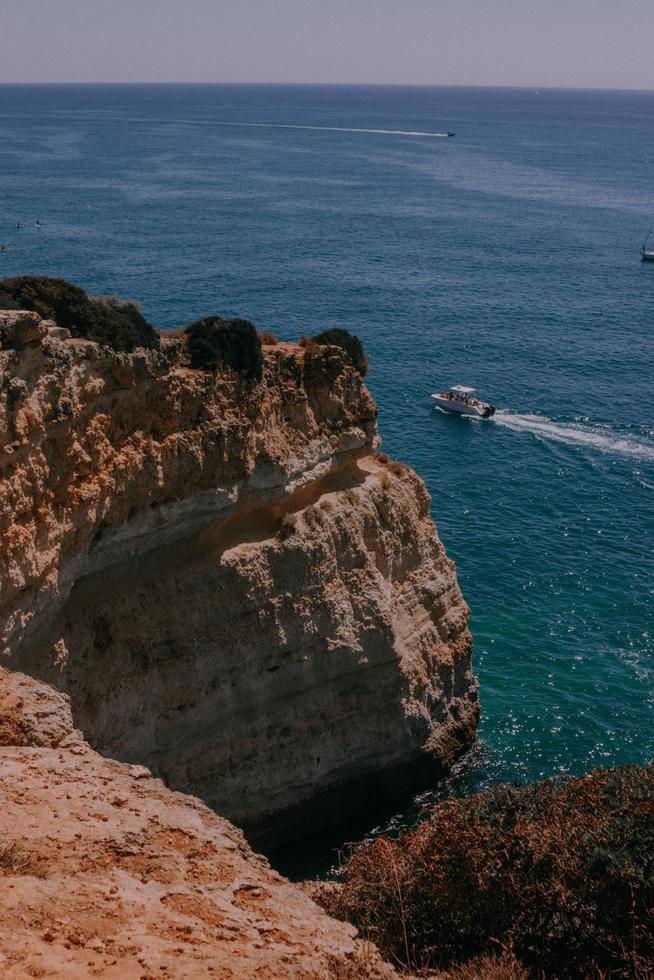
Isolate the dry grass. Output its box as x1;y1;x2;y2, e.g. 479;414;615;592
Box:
386;461;407;479
442;951;529;979
0;842;31;875
320;765;654;978
159;326;186;340
375;454;407;480
328;948;530;978
327;939;398;979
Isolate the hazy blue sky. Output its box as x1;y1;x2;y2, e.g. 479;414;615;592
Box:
2;0;653;89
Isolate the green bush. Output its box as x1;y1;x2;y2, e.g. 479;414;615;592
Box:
321;765;654;977
0;276;159;352
185;316;263;381
311;328;367;377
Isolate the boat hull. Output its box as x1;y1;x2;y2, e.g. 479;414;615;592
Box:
432;395;495;418
642;251;654;262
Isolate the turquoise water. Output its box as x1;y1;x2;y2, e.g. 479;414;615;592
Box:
1;84;653;806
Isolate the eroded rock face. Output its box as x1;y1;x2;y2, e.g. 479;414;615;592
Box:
0;670;396;979
0;666;78;749
0;315;477;845
0;310;48;350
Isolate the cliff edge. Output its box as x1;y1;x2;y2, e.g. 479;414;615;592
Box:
0;667;397;978
0;307;477;846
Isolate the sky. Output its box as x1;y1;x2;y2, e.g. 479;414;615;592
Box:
1;0;653;89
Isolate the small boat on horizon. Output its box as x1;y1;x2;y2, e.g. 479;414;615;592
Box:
446;131;456;137
431;385;496;419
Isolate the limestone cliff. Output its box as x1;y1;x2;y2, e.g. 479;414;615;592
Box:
0;309;478;846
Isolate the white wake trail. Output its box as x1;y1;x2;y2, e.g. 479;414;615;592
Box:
211;121;450;138
493;411;654;462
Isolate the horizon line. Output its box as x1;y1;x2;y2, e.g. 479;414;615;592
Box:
0;81;653;94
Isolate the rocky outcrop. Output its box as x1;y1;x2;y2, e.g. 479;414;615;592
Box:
0;668;396;978
0;665;78;749
0;311;477;846
0;310;49;350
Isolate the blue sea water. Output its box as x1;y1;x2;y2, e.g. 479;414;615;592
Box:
1;84;653;825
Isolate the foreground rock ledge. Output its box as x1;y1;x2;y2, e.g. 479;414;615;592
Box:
0;668;396;978
0;311;477;845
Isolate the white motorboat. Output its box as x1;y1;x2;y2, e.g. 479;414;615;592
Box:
431;385;496;418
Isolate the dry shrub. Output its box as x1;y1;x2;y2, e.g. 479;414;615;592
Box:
299;329;367;376
444;951;529;979
184;316;263;381
328;946;527;979
0;842;31;874
323;765;654;977
159;326;187;340
312;328;367;377
303;504;324;529
0;276;159;351
386;461;406;479
259;330;279;344
277;513;296;542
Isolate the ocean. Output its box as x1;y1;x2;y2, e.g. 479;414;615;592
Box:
1;83;653;856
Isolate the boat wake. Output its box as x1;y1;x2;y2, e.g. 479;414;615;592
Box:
493;411;654;462
211;121;450;138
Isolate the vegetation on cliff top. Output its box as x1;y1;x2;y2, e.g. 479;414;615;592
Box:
0;276;369;385
0;276;159;352
303;327;368;376
320;765;654;977
184;315;264;381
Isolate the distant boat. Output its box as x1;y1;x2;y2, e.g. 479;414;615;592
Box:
641;245;654;262
431;385;496;419
446;131;456;137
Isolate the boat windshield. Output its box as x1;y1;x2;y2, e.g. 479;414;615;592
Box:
441;390;478;405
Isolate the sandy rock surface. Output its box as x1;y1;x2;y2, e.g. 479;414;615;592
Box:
0;670;396;979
